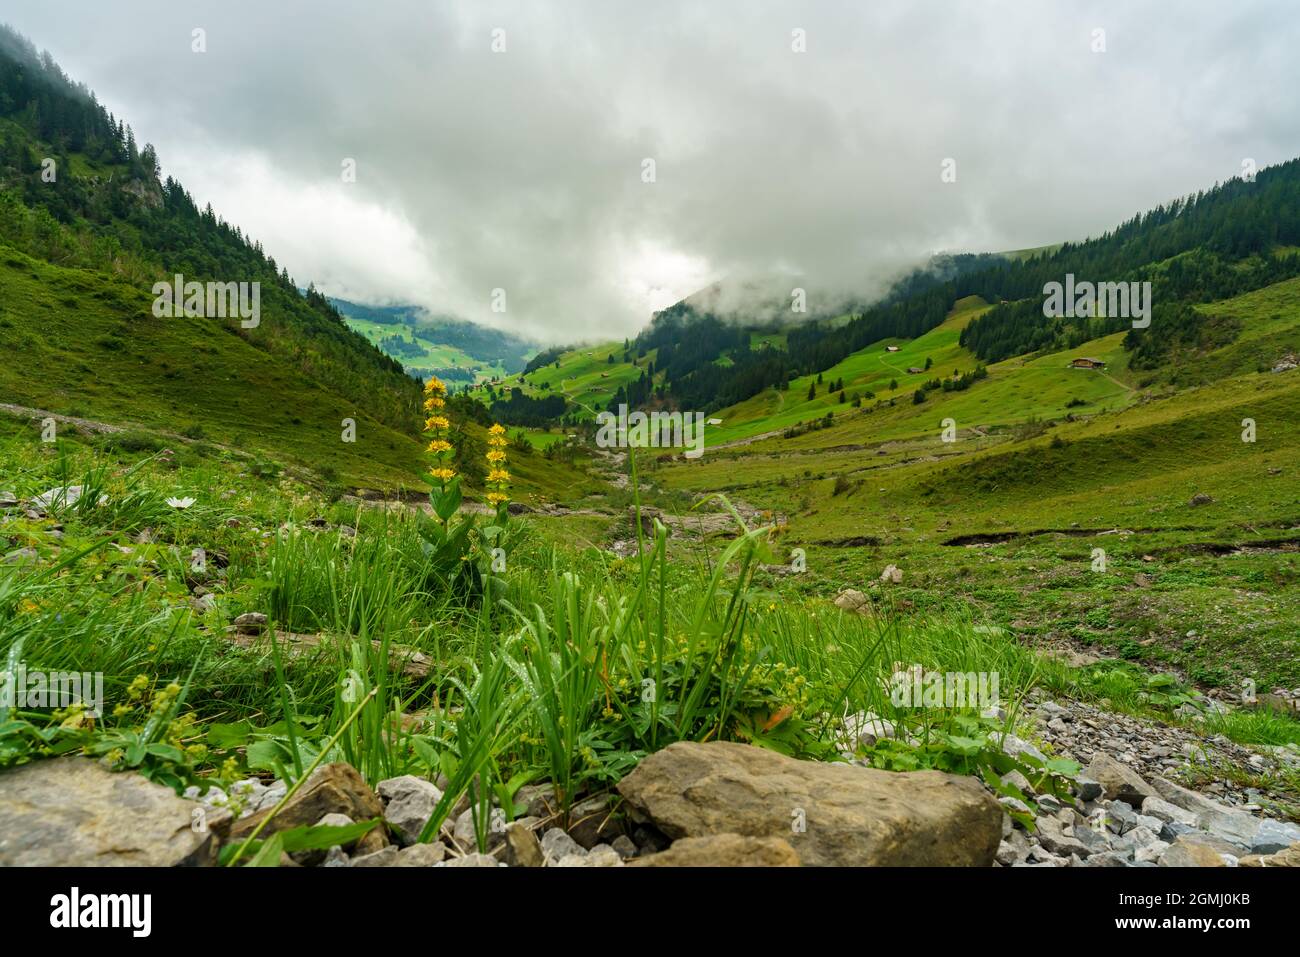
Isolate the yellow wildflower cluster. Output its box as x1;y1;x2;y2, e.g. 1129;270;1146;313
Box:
422;376;455;489
485;423;510;507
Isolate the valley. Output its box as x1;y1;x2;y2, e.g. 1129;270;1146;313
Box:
1;16;1298;878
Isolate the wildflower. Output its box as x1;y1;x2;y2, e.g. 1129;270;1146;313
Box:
166;496;196;509
422;380;457;495
484;422;511;510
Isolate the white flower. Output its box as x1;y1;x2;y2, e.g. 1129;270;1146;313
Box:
166;497;196;509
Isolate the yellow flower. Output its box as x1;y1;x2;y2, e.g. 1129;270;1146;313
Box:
423;376;446;395
426;439;453;455
424;415;450;432
486;492;508;505
487;468;510;483
486;449;506;463
422;396;445;412
489;423;506;435
429;467;457;481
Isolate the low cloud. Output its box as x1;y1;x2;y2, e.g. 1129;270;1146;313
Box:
8;0;1299;342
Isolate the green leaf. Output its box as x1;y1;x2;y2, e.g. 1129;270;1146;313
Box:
277;819;380;852
207;720;254;749
434;479;463;522
244;832;285;867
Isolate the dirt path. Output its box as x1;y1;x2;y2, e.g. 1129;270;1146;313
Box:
0;403;130;436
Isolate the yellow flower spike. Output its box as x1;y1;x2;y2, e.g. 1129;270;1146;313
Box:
426;439;453;455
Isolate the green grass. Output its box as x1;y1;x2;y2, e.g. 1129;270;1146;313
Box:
341;316;516;383
469;341;656;420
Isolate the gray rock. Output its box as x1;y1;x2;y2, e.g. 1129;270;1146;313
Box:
554;843;623;867
1001;733;1048;764
0;757;221;866
1036;817;1089;858
629;833;800;867
396;842;447;866
841;710;896;748
32;485;101;510
1150;777;1259;848
1087;850;1134;867
376;775;443;846
618;741;1001;867
1140;796;1197;828
1073;777;1103;802
230;763;381;843
504;821;544;867
1159;836;1231;867
1107;801;1138;833
540;827;586;864
253;780;288;812
1117;825;1161;850
452;806;506;852
1134;840;1170;864
1075;823;1114;855
322;846;350;867
1134;813;1165;833
443;852;500;867
350;846;400;867
1250;819;1300;855
232;612;268;634
515;783;559;820
1000;770;1033;795
1159;820;1196;842
1085;754;1157;806
611;834;639;860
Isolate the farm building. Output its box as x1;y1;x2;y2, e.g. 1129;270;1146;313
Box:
906;366;924;374
1069;357;1107;369
885;345;901;353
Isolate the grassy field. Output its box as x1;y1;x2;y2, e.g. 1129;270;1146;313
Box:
342;316;515;383
639;291;1300;690
469;340;657;419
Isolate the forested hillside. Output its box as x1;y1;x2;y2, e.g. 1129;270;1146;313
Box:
0;25;421;435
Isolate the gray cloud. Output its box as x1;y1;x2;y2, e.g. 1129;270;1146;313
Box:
7;0;1299;341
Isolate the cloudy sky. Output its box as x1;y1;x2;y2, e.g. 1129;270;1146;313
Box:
7;1;1299;341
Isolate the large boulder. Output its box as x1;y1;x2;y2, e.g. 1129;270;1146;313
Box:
1150;777;1260;849
631;834;800;867
1084;754;1157;806
0;757;221;866
230;763;383;842
616;741;1001;866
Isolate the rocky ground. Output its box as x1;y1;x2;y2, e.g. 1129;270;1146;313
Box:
2;704;1297;867
988;693;1300;867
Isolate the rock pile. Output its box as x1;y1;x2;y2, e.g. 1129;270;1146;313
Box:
992;697;1300;867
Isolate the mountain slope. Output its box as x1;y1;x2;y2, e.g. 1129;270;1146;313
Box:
0;26;423;484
